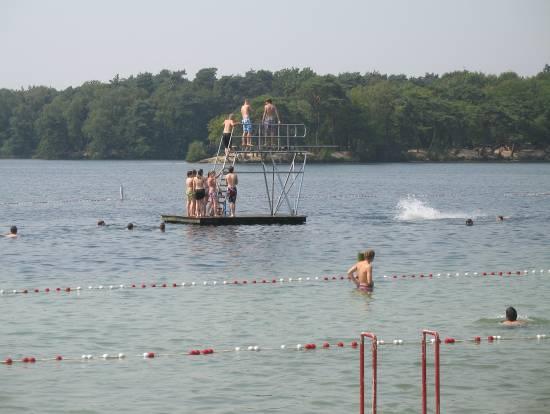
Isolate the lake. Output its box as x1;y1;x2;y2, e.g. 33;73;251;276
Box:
1;160;549;413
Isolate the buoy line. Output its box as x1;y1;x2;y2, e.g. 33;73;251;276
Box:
1;269;548;298
2;334;547;366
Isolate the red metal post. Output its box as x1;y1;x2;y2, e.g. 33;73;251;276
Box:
421;330;440;414
360;332;378;414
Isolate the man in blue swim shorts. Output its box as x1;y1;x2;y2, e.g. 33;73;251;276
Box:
241;99;253;147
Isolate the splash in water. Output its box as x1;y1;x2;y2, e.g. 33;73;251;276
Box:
395;196;472;221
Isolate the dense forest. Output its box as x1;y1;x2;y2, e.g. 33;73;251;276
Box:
1;66;549;161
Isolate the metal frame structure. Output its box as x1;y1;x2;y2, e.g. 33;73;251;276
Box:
360;332;378;414
422;329;441;414
212;123;310;217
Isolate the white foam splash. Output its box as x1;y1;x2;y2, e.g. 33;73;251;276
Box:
395;196;471;221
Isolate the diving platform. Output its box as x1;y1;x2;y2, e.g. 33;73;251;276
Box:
161;214;306;226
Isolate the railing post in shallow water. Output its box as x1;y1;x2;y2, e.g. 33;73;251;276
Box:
422;329;440;414
360;332;377;414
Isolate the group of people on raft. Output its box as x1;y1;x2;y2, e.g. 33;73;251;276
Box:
185;166;238;218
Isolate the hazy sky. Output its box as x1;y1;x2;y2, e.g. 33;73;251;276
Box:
1;0;549;89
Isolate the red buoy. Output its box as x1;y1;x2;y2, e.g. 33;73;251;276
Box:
132;284;136;288
482;272;487;276
189;350;200;355
488;336;494;342
233;280;239;284
393;275;397;279
474;336;481;343
498;272;503;276
322;342;330;348
4;358;13;365
172;283;177;287
351;341;358;348
305;343;316;350
272;279;276;283
141;284;146;288
337;341;344;347
252;280;257;284
146;352;155;358
34;289;39;293
262;280;266;283
444;338;455;344
65;287;71;292
242;280;247;284
56;355;63;361
324;277;328;281
45;288;50;292
151;284;156;287
162;283;167;288
29;357;36;363
23;289;28;294
22;357;30;363
56;287;61;292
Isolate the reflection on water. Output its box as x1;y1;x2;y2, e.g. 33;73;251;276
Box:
1;160;550;414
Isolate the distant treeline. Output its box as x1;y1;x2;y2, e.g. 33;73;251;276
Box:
1;66;549;161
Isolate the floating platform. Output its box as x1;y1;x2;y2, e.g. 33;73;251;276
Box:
161;214;306;226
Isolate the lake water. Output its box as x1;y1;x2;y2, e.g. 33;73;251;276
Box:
1;160;549;413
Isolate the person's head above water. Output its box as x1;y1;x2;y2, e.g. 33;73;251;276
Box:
228;166;234;173
10;225;17;234
506;306;518;322
364;249;375;262
127;223;134;230
497;215;504;221
159;222;165;232
187;170;192;178
466;219;474;226
97;220;106;226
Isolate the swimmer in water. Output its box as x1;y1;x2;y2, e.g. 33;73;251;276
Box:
465;218;474;226
501;306;527;326
4;225;18;238
347;249;375;291
159;222;166;232
127;223;134;230
97;220;106;226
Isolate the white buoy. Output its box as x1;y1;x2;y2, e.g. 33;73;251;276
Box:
223;281;227;285
296;344;303;350
247;346;253;351
235;347;240;352
98;285;103;289
280;345;286;349
213;281;217;285
191;282;196;286
253;346;259;351
118;353;125;359
102;354;109;359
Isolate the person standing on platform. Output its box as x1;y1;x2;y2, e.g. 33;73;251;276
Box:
222;114;238;156
241;99;253;147
185;170;194;217
262;98;281;147
225;166;238;217
347;249;375;292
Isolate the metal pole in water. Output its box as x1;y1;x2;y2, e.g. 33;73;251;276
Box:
120;184;124;201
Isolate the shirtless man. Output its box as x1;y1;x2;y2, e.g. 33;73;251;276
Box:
4;225;18;238
222;114;238;156
241;99;253;147
501;306;527;326
193;169;207;217
262;98;280;147
225;166;238;217
185;170;194;216
347;249;375;291
206;170;219;216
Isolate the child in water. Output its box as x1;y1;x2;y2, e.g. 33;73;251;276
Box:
347;249;375;291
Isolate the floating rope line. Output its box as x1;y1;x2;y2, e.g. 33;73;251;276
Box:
2;334;547;366
1;269;549;297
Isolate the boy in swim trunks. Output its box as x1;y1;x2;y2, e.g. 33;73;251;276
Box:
501;306;527;326
185;170;194;216
241;99;253;147
225;166;238;217
222;114;238;156
262;98;280;147
347;249;375;291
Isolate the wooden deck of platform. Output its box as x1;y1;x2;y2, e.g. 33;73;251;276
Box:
161;214;306;226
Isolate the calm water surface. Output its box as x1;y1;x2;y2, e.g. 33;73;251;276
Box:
1;160;550;413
